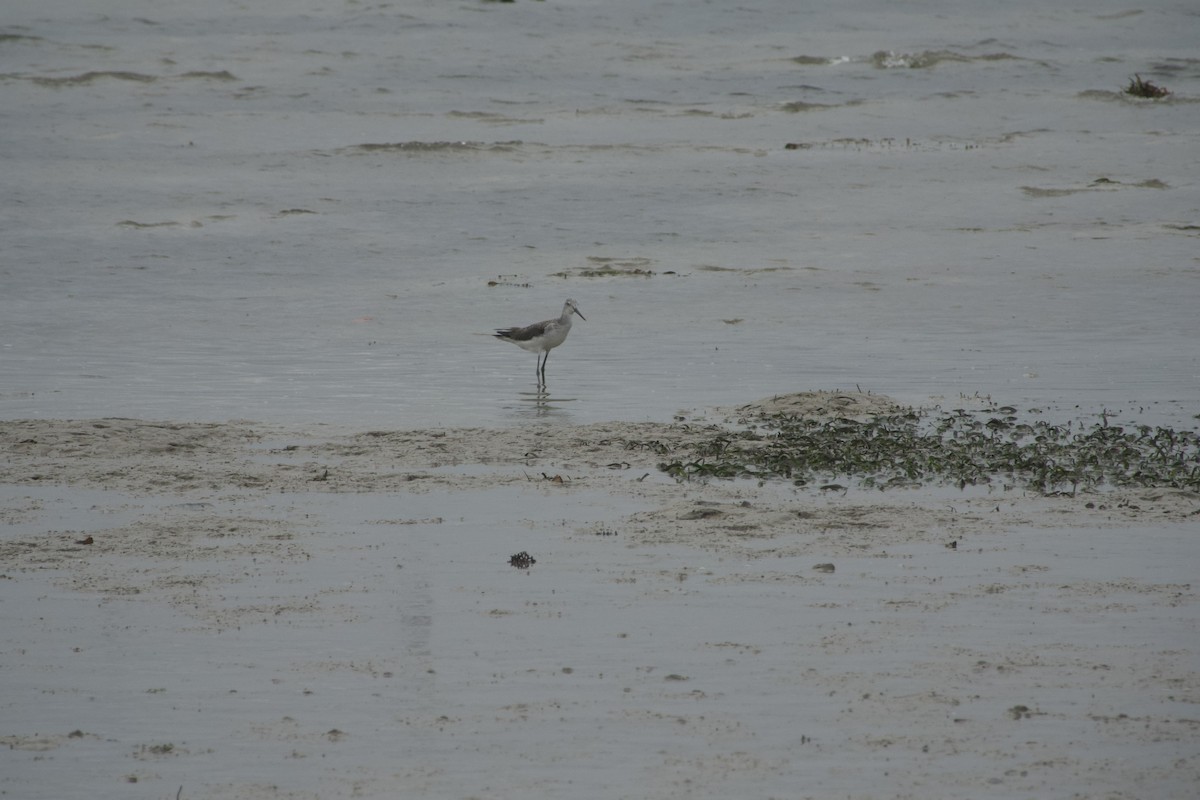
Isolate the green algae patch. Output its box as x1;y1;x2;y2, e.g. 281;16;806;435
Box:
649;404;1200;494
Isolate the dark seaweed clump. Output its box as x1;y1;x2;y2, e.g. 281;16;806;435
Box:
647;407;1200;494
1125;74;1170;98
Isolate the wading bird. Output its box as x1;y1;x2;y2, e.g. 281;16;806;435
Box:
494;299;585;384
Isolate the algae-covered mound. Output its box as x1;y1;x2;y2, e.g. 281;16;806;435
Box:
654;393;1200;493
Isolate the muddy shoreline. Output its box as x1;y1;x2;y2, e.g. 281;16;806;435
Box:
2;393;1198;798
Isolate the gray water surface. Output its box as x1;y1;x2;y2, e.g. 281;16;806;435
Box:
3;0;1197;428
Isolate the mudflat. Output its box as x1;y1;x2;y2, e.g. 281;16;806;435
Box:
2;393;1197;799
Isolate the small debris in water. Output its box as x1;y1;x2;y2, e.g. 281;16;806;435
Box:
677;506;723;520
1008;705;1033;720
509;551;536;569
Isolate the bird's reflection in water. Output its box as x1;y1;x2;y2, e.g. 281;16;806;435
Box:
515;384;576;418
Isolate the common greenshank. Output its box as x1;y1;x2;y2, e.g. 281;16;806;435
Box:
494;299;585;384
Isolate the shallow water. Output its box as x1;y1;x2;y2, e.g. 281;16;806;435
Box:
3;473;1197;800
2;0;1198;429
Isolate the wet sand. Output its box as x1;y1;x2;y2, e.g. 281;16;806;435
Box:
2;393;1198;799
